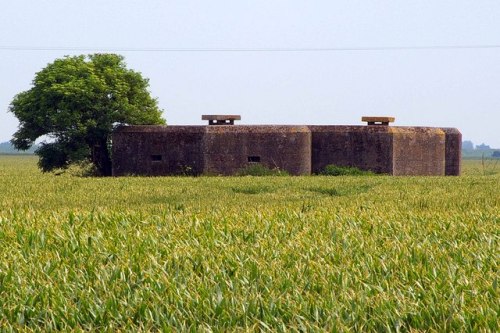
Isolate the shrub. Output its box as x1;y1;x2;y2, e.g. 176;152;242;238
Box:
320;164;374;176
54;160;99;177
236;164;289;176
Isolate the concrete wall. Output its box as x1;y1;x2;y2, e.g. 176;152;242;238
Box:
202;125;311;175
112;125;311;176
441;128;462;176
391;127;446;176
310;126;393;174
112;126;205;176
112;124;461;177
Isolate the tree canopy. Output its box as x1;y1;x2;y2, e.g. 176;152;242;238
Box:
9;54;165;175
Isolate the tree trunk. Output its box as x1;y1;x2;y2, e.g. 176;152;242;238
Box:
92;140;112;176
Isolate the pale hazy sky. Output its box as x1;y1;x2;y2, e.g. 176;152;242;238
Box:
1;1;499;147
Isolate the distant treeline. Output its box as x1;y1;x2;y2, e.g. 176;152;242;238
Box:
0;142;38;155
462;141;499;159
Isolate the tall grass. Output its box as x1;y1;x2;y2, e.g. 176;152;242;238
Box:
0;156;498;331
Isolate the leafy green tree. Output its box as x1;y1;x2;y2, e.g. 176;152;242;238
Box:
9;54;165;175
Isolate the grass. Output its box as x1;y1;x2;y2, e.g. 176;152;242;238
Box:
462;157;499;176
0;155;498;331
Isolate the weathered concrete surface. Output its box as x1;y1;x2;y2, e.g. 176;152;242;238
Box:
391;127;446;176
112;125;311;176
112;126;205;176
441;127;462;176
310;126;394;174
203;125;311;175
111;124;461;176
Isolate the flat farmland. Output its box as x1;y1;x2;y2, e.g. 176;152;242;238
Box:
0;155;498;331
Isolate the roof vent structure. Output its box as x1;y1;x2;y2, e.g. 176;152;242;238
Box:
362;116;395;126
202;115;241;125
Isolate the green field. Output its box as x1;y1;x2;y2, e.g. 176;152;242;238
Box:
0;155;498;331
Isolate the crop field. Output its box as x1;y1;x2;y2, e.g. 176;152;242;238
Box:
0;155;498;331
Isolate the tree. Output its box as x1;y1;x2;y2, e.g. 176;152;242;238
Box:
462;140;474;150
9;54;165;175
476;143;491;150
